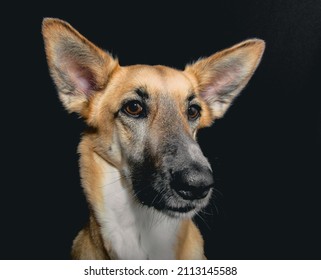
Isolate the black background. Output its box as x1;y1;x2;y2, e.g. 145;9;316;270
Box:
1;1;321;259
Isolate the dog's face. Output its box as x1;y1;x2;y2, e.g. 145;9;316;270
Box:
97;66;215;217
42;18;264;218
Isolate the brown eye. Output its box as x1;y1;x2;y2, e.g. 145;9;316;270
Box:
188;105;201;121
122;101;145;118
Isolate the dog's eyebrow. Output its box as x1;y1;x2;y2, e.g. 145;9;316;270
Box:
187;94;196;102
135;88;149;99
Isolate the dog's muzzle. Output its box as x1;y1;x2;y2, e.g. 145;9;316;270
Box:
129;137;214;217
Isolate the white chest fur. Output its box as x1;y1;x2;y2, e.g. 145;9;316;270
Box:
98;162;180;260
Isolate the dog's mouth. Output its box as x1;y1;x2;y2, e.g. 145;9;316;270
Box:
132;185;211;218
137;197;198;218
163;204;199;218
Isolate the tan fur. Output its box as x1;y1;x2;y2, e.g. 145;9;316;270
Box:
71;215;110;259
42;18;264;260
175;220;206;259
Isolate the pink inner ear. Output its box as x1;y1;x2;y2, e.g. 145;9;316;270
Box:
200;62;244;102
201;73;235;101
70;65;94;94
64;58;96;95
76;75;92;93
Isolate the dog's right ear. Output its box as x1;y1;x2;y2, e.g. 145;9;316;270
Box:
42;18;118;115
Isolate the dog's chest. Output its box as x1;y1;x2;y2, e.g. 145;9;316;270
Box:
99;165;179;260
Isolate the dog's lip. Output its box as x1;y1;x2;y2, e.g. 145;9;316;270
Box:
165;205;195;213
138;197;196;213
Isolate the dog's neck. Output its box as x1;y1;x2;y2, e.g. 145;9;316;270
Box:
92;153;181;259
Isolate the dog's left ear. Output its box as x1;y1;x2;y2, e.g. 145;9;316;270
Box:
185;39;265;123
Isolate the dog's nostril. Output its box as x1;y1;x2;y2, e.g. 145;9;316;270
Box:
175;185;211;200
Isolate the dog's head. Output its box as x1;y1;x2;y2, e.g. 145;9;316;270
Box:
42;18;264;218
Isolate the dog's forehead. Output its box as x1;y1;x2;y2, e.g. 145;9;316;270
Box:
119;65;194;98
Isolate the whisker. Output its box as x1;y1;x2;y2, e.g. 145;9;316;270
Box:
212;187;224;197
151;192;161;206
199;207;215;216
100;176;126;188
194;210;211;230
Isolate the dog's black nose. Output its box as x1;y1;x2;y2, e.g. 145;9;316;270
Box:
171;165;213;200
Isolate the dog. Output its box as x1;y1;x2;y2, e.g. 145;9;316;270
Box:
42;18;264;259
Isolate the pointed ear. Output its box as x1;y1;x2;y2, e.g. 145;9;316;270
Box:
42;18;119;114
185;39;265;121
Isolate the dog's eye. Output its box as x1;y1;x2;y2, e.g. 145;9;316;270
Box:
122;101;145;118
188;105;201;120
